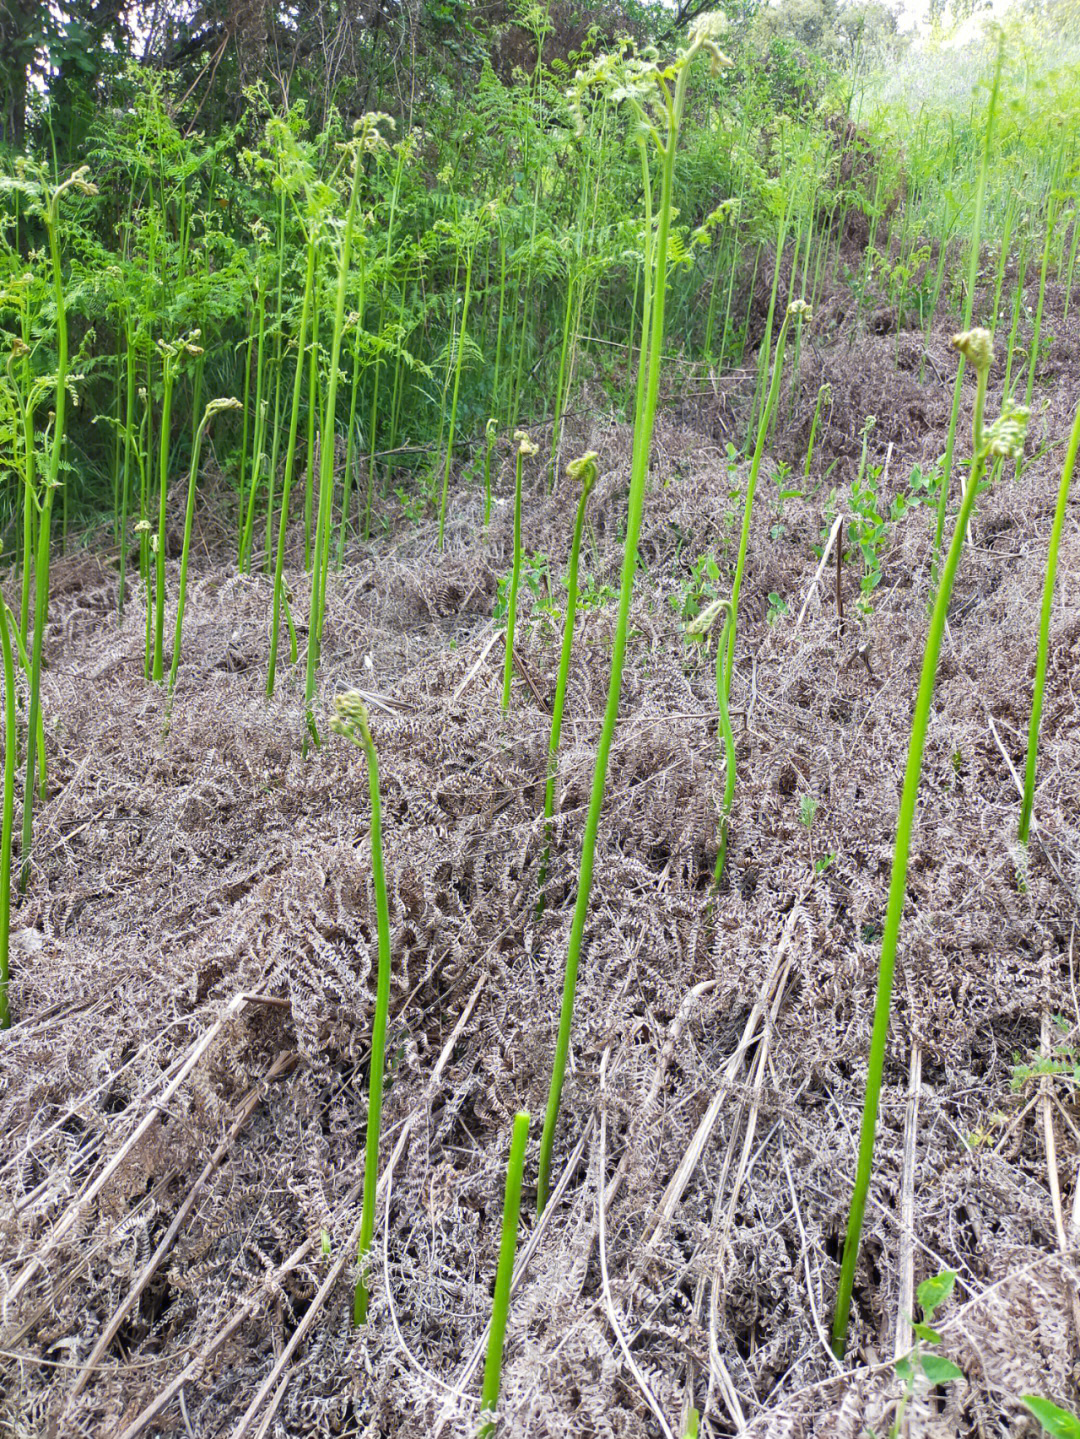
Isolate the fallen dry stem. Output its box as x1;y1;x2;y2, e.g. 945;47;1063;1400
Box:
64;1050;298;1410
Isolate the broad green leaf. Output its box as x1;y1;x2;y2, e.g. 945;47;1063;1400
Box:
917;1270;956;1321
920;1355;963;1385
1021;1396;1080;1439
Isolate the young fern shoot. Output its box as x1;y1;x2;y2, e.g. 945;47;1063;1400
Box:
1018;399;1080;847
502;432;537;713
167;399;243;695
19;164;98;888
0;571;15;1029
538;452;598;896
330;692;393;1327
304;116;392;745
152;332;204;685
482;418;497;531
831;328;1028;1357
478;1112;530;1438
536;13;733;1214
725;300;810;699
686;597;736;888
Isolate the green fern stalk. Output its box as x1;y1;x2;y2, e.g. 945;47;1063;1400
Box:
438;210;483;550
931;32;1002;590
832;328;1027;1356
538;453;597;894
21;166;97;887
482;419;497;531
0;583;16;1028
724;302;808;698
330;693;393;1328
537;15;732;1213
479;1111;530;1439
168;399;242;694
502;433;535;713
304;119;384;744
268;233;317;696
1019;399;1080;845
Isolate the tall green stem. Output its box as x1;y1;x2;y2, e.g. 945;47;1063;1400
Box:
330;694;393;1328
1018;400;1080;845
438;222;480;550
538;454;597;894
168;399;241;694
536;23;724;1212
501;437;532;713
0;590;15;1028
931;33;1002;589
303;130;368;744
268;235;314;702
832;331;1023;1356
712;602;736;887
479;1112;530;1438
724;306;802;697
21;169;94;885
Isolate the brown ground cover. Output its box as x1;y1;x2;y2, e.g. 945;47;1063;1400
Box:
1;270;1078;1437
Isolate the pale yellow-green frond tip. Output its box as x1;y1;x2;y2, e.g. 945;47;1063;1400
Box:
514;429;539;459
985;402;1029;460
685;596;733;641
787;299;813;322
330;690;372;741
566;451;599;495
951;327;994;372
690;10;729;39
204;397;243;420
689;12;732;71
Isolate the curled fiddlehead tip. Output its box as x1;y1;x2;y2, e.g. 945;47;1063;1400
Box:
566;451;599;495
514;429;539;459
685;596;733;642
950;326;995;373
203;397;243;420
787;299;813;322
688;11;733;71
331;690;372;742
985;402;1030;459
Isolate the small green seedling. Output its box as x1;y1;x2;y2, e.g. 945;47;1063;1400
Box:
671;551;722;622
767;591;789;625
579;575;616;610
1010;1017;1079;1090
890;1271;964;1438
